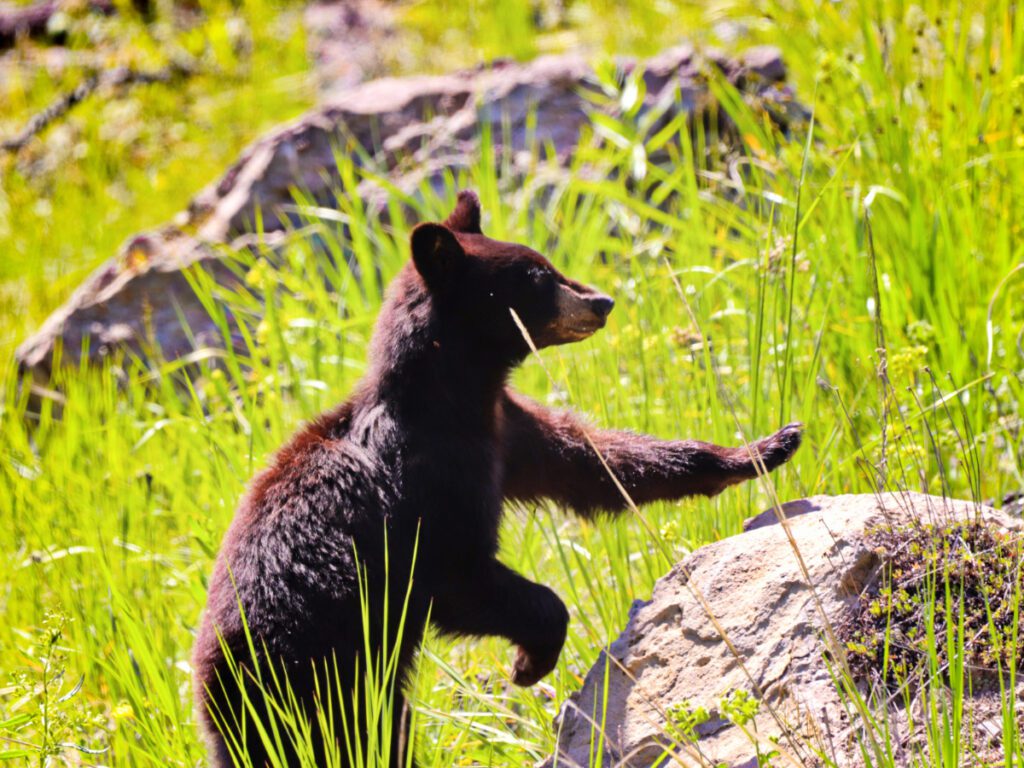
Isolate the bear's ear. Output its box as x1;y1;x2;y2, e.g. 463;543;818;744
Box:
444;190;483;234
411;223;466;290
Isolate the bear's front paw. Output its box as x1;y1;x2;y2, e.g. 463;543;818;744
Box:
511;644;561;687
755;422;804;472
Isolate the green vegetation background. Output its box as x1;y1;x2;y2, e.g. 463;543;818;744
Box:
1;0;1022;765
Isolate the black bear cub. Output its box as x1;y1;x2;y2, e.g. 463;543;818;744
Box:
193;192;803;767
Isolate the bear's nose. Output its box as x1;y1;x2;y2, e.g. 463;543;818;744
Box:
590;295;615;318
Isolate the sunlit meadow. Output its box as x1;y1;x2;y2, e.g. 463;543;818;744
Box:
1;0;1022;765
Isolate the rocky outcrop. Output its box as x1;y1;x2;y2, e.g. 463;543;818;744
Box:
15;45;801;383
545;493;1023;768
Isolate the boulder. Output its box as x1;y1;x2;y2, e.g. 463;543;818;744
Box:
545;492;1023;767
16;45;802;383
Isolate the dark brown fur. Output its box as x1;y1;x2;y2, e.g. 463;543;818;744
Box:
193;192;802;767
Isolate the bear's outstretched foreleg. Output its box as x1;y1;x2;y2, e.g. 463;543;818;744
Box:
501;390;802;517
430;559;569;686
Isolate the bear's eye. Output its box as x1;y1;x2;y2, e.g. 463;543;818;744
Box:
527;266;549;285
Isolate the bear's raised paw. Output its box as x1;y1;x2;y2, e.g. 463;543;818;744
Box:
753;422;804;472
511;644;561;687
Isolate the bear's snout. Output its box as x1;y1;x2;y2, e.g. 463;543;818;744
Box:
532;283;615;347
589;294;615;319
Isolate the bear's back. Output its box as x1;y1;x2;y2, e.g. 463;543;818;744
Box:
199;403;399;661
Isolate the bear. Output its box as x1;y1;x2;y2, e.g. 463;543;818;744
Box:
192;191;803;768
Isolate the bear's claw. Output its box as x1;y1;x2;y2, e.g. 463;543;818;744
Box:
511;644;560;687
754;422;803;472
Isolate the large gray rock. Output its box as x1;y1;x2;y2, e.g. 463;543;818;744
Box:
16;45;802;382
546;493;1023;767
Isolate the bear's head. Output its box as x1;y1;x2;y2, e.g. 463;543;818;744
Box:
410;191;614;357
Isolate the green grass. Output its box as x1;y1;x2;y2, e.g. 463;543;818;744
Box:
2;0;1024;765
0;0;316;350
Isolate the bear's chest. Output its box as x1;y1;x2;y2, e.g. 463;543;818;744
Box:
396;429;504;559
